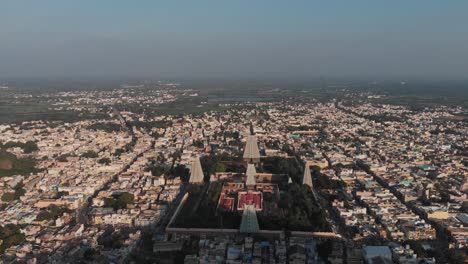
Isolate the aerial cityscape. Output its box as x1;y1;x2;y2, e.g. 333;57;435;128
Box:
1;1;467;264
0;81;466;263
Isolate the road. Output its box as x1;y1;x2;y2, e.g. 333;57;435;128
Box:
77;135;155;226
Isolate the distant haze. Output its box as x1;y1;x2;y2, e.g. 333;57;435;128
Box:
1;1;467;80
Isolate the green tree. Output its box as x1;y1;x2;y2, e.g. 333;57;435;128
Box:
119;192;134;205
14;188;25;199
171;165;190;182
104;198;117;209
57;154;70;162
215;163;226;173
0;224;25;253
2;141;38;153
81;150;98;158
23;141;39;153
147;164;167;177
36;211;54;221
56;191;69;198
36;205;73;221
193;140;204;148
0;150;40;177
105;193;134;210
13;182;26;199
114;148;125;156
310;165;321;174
1;193;15;202
98;157;111;165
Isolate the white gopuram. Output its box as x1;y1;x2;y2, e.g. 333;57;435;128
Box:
243;135;261;163
245;163;257;188
189;156;204;184
302;162;313;188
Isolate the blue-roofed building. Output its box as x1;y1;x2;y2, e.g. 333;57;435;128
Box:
419;165;436;171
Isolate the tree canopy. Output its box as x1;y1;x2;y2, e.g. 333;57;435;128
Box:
0;224;25;253
36;205;73;221
81;150;99;158
1;141;38;153
104;192;134;210
98;157;111;165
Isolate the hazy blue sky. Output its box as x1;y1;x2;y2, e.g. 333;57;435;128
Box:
1;0;467;80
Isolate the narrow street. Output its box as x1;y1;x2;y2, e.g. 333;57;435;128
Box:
78;134;155;226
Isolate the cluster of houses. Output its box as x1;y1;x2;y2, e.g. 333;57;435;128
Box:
0;93;465;262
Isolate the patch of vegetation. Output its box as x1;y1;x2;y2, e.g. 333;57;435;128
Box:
1;141;38;153
97;226;131;249
145;163;169;177
0;150;40;177
0;150;41;177
200;152;242;181
36;205;73;221
170;164;190;182
0;224;25;253
55;191;69;198
261;156;303;183
12;182;26;199
113;148;126;156
87;122;123;133
104;192;134;210
97;157;111;165
1;192;16;202
57;154;72;162
174;181;330;232
81;150;98;158
174;182;241;229
312;166;346;190
258;183;330;232
145;161;190;181
128;120;172;130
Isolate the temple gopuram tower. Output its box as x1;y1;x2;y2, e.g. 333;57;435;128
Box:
189;156;204;184
243;135;261;163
